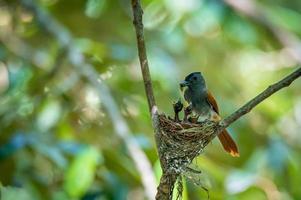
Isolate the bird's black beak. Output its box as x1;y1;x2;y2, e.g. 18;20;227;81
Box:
179;80;189;91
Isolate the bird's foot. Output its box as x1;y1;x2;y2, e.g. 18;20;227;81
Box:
211;113;221;122
183;105;192;122
188;116;199;123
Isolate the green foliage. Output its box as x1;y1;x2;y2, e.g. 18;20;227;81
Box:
0;0;301;199
64;146;101;198
85;0;106;19
0;185;33;200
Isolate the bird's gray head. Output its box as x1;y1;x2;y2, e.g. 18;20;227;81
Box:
180;72;206;91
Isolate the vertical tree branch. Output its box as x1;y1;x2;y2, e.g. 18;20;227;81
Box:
131;0;156;112
131;1;179;199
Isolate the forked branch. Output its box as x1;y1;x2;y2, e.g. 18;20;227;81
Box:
130;0;301;200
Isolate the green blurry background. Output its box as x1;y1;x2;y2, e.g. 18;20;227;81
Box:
0;0;301;199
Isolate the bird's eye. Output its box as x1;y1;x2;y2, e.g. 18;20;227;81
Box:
193;77;197;81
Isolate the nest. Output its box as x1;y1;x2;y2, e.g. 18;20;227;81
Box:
156;113;220;174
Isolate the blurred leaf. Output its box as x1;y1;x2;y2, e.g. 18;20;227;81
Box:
182;178;188;200
266;6;301;34
287;153;301;198
0;185;33;200
75;38;106;58
36;100;62;131
64;146;102;198
153;159;162;183
194;157;226;181
0;45;8;60
132;134;152;149
7;62;32;93
58;142;85;155
226;170;257;194
234;186;267;200
244;149;267;173
51;190;69;200
85;0;106;19
164;0;201;14
0;134;28;161
144;2;167;29
267;136;289;172
74;38;106;70
184;1;224;37
103;149;140;184
258;91;293;120
102;172;129;199
33;142;67;169
149;48;179;91
110;44;135;61
224;14;258;45
57;122;75;141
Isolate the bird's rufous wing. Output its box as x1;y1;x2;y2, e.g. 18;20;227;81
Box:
207;91;219;113
207;91;240;157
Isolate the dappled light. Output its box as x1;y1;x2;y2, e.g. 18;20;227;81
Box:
1;0;301;199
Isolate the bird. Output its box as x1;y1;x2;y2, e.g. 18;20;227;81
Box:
173;99;183;122
180;72;239;157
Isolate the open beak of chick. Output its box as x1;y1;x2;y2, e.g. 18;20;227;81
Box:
179;80;189;91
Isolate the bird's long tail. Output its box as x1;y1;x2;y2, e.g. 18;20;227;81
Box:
218;130;239;157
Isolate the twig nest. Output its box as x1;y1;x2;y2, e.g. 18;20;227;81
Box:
157;114;219;174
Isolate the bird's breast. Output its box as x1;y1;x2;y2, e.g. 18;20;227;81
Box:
192;101;220;122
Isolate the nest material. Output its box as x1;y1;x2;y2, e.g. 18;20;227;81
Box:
157;114;220;174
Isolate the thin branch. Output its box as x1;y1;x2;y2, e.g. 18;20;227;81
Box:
19;0;157;199
131;0;156;112
131;1;177;199
221;67;301;128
